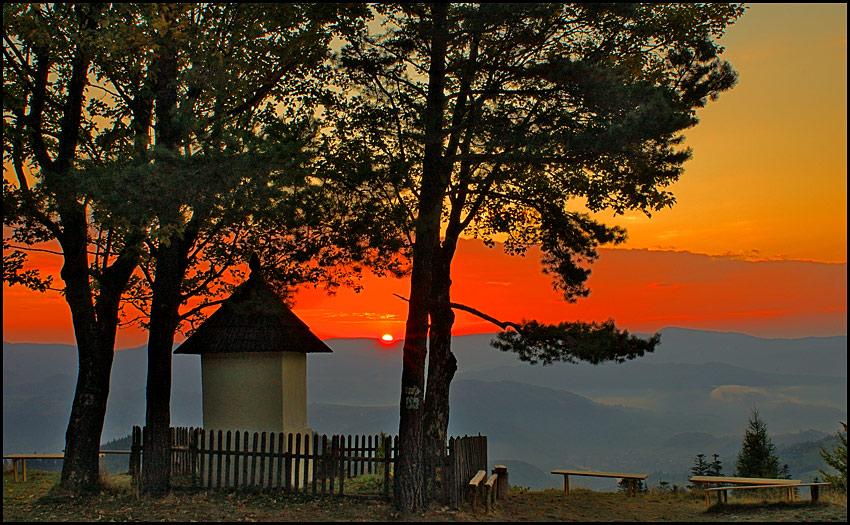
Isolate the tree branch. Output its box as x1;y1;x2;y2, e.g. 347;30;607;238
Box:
393;293;521;331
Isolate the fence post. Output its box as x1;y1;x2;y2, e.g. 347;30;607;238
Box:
337;435;342;496
329;435;337;494
189;428;198;480
493;465;508;500
382;434;391;500
129;426;142;487
199;429;206;487
444;439;454;509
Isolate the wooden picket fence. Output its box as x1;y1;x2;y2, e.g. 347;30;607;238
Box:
130;427;396;498
129;426;487;507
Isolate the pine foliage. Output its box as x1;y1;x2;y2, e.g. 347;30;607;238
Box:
735;408;781;478
819;422;847;493
690;454;711;477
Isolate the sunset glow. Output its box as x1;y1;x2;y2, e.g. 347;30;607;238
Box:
2;4;846;348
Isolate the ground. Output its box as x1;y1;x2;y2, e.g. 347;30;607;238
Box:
2;471;847;522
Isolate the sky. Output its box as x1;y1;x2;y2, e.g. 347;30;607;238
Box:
2;3;847;348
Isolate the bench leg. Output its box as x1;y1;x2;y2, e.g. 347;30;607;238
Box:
13;460;19;482
563;475;570;496
811;485;819;502
628;479;636;497
22;459;27;482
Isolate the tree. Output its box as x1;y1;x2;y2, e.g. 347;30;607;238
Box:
709;453;723;476
5;3;395;495
618;478;646;494
3;3;147;491
83;3;396;495
691;454;711;477
735;408;781;478
333;3;744;511
819;422;847;493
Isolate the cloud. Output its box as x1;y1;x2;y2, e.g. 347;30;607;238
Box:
710;385;769;402
710;385;813;406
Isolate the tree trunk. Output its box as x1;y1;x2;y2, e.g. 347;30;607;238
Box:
395;3;449;512
140;239;188;495
395;256;432;511
140;29;184;495
14;4;142;495
423;242;458;502
59;213;140;491
59;225;107;490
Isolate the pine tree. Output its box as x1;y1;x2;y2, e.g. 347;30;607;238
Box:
618;478;646;493
691;454;711;477
709;453;723;476
819;422;847;493
735;408;780;478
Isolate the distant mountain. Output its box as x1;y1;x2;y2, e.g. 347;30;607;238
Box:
3;328;846;490
637;327;847;378
3;341;202;453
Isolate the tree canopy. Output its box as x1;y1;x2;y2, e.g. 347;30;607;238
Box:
332;3;745;511
3;3;402;494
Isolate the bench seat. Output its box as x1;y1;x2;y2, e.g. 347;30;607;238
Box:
696;479;829;507
552;469;648;497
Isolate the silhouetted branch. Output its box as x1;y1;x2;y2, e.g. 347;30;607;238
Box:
393;293;659;365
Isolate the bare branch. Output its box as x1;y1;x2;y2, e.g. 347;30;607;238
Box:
393;293;521;331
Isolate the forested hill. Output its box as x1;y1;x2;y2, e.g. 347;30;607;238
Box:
3;328;846;489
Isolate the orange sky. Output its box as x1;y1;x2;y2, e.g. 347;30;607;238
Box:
587;3;847;264
2;4;847;347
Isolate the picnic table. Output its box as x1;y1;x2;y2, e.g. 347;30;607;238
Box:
552;469;648;497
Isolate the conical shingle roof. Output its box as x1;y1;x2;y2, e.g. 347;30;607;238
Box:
174;271;332;355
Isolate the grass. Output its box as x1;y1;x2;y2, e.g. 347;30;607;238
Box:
3;470;847;522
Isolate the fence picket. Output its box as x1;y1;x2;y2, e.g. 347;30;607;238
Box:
311;434;319;495
129;426;471;501
224;431;233;488
275;432;284;489
294;433;302;491
260;432;274;487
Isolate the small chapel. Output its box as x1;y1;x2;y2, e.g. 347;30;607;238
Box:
174;257;332;436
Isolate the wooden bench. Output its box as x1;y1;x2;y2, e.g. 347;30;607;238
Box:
484;473;499;512
4;454;65;482
552;469;648;497
690;476;803;507
702;482;832;507
468;467;510;513
469;470;487;511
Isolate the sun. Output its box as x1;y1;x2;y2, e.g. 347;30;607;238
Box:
380;334;394;344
